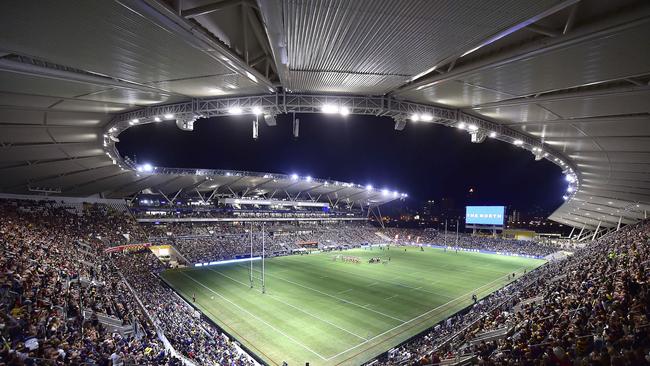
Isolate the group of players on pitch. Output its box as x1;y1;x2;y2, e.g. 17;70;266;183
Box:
333;255;362;263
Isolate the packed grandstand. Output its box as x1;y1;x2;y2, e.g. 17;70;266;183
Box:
2;197;648;365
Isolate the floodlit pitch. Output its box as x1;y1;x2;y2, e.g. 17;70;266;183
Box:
162;246;545;366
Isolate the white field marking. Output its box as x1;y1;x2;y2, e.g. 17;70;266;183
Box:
325;265;453;300
206;268;369;342
384;294;398;300
241;265;407;323
324;268;528;361
179;272;327;360
338;288;353;294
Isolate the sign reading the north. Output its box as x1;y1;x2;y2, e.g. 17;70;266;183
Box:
465;206;505;225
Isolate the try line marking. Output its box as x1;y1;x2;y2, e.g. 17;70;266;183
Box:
179;271;328;360
323;267;528;361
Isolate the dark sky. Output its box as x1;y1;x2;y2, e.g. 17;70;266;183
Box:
118;114;567;214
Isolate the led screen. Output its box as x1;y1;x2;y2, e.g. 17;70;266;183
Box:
465;206;505;225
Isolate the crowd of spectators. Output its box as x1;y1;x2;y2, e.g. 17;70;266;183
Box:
383;228;557;257
0;199;179;365
169;233;297;263
4;196;646;366
373;220;650;365
113;250;257;366
142;222;386;263
131;204;352;220
143;220;557;264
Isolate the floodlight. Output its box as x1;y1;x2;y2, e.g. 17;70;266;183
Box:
567;187;574;193
163;113;174;120
513;139;523;145
467;124;478;131
339;106;350;116
366;184;373;191
291;173;299;180
252;106;262;115
228;107;243;115
565;175;575;183
138;163;153;172
420;114;433;122
305;176;312;182
410;113;420;122
322;104;339;114
489;131;497;138
382;189;389;196
457;122;466;129
562;195;568;200
154;117;161;122
130;118;139;125
393;191;398;197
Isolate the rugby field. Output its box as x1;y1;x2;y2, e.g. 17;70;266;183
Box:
162;246;544;365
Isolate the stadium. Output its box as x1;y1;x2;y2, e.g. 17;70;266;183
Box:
1;1;649;366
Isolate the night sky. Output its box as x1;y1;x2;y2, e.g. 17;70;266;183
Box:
118;114;567;214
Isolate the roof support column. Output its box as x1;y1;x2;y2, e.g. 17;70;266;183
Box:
577;224;585;240
592;220;602;241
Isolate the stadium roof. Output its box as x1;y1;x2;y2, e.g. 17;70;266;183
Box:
0;0;649;227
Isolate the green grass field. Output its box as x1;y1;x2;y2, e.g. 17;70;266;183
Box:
162;246;545;366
